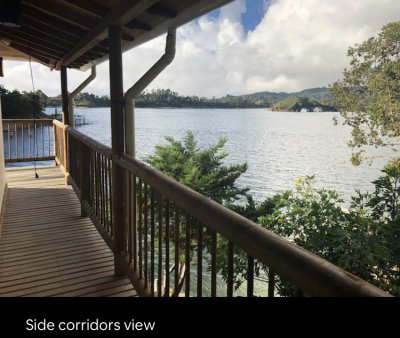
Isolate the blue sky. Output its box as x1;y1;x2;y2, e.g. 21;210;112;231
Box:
209;0;268;32
1;0;400;97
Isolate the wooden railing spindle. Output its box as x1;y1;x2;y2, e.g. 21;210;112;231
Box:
197;222;203;297
227;242;234;297
185;213;191;297
164;200;170;297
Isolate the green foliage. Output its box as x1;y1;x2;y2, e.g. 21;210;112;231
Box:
47;92;110;107
0;85;47;118
224;168;400;297
329;21;400;165
272;96;334;112
257;176;387;295
135;88;333;109
47;87;333;109
145;131;400;296
365;160;400;294
136;88;268;108
241;87;331;104
144;130;248;204
145;131;249;295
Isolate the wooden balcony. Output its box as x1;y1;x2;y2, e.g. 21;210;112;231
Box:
0;120;391;297
0;166;137;297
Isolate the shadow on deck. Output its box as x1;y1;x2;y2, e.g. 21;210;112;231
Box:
0;166;137;297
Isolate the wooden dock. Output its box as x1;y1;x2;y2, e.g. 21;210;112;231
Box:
0;165;137;297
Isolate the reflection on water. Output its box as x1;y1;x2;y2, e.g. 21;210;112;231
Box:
57;107;389;205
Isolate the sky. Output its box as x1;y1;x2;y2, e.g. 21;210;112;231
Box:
1;0;400;98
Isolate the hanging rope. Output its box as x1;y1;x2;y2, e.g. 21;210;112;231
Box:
29;56;38;179
27;16;39;179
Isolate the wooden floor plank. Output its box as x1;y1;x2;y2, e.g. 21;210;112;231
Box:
0;229;104;252
0;264;115;294
0;246;111;274
0;253;114;282
0;242;110;268
2;269;116;297
53;278;136;297
84;283;137;297
0;166;136;298
23;275;126;297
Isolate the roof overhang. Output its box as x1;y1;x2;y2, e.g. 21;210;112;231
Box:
0;0;234;71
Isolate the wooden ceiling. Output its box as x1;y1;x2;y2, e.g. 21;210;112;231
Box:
0;0;233;71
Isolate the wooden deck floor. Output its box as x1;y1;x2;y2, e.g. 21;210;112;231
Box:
0;165;137;297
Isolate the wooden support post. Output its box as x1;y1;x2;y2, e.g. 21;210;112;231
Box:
60;66;69;125
109;25;126;277
61;66;70;185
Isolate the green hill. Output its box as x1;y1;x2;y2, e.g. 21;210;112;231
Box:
239;87;330;105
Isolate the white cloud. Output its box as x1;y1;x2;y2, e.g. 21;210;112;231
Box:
1;0;400;97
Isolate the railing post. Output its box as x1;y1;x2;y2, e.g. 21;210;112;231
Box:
109;25;126;277
53;122;58;167
64;127;69;185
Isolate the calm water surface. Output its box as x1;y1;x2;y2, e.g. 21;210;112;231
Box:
46;107;389;205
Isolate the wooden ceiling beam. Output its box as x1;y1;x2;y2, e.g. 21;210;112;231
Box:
8;25;75;50
125;19;152;31
121;30;135;41
21;7;88;38
20;18;80;47
56;0;160;70
23;0;98;31
6;41;55;65
1;28;70;54
147;3;177;18
58;0;109;17
18;19;104;60
1;32;65;60
2;31;93;66
1;44;51;67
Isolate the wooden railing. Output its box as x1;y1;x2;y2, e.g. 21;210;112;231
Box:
53;120;391;297
3;119;54;163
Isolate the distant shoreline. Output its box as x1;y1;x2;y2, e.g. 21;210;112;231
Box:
46;105;272;110
45;106;336;113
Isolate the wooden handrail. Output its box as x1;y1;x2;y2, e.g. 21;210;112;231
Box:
3;119;53;124
65;125;112;158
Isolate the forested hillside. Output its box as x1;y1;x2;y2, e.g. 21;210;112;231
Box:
0;85;48;119
272;95;336;112
45;87;333;109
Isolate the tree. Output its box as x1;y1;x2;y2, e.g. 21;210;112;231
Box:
144;131;249;295
0;84;7;96
365;159;400;295
329;21;400;165
0;87;47;118
144;130;248;205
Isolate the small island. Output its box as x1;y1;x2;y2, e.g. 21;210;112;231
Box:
268;95;335;112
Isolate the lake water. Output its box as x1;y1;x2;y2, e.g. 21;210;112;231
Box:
43;107;389;205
